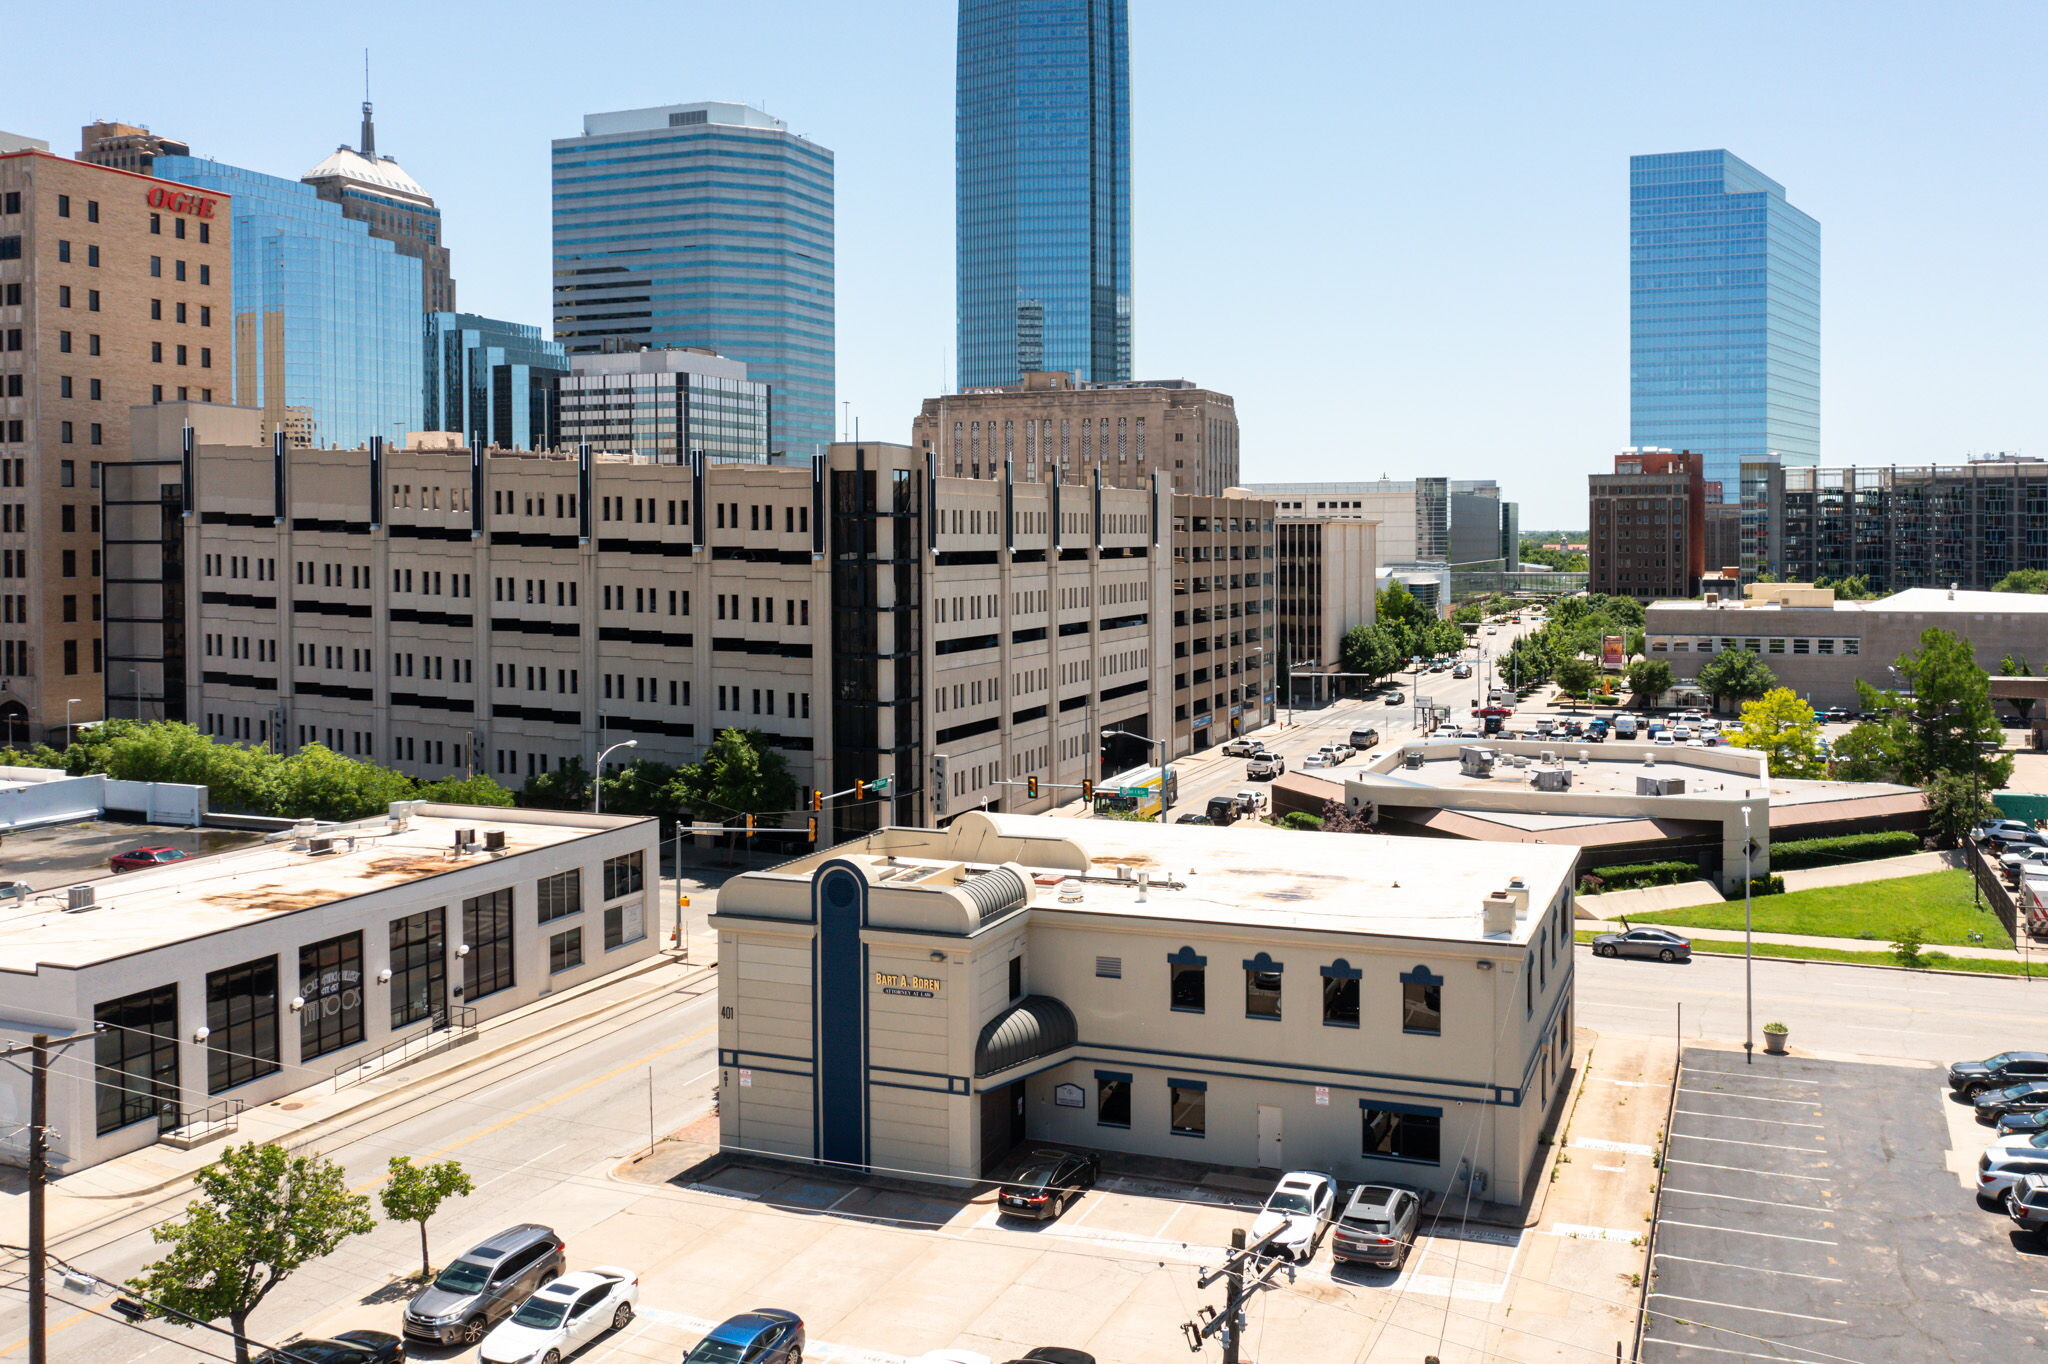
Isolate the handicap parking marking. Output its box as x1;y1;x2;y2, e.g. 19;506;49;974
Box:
1544;1223;1640;1242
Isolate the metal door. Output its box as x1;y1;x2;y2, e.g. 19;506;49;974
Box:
1257;1104;1284;1169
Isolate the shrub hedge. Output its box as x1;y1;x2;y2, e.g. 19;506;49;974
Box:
1725;874;1786;900
1766;830;1921;871
1586;860;1699;891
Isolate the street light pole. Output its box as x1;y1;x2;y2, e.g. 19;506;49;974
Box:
592;739;639;814
1741;804;1755;1065
63;696;82;746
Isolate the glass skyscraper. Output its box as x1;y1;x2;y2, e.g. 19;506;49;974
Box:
551;102;833;459
424;313;567;451
1630;150;1819;504
957;0;1131;388
156;155;423;448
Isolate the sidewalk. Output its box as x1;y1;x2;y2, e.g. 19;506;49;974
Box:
5;951;712;1244
1581;918;2021;960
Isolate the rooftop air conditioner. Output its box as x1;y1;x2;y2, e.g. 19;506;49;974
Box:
1532;766;1572;793
308;836;334;855
65;885;97;913
483;830;507;852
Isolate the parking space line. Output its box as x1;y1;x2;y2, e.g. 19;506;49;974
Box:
1674;1108;1825;1129
1676;1087;1822;1108
1572;1136;1656;1155
1663;1187;1832;1213
1670;1132;1821;1153
1649;1292;1849;1326
1683;1066;1822;1087
1641;1335;1837;1362
1657;1219;1836;1246
1662;1159;1830;1182
1653;1252;1842;1283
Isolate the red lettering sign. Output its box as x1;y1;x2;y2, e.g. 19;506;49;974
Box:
145;186;217;219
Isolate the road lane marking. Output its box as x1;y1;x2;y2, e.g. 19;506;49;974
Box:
1656;1219;1836;1246
1663;1187;1832;1213
1652;1252;1842;1283
1648;1292;1848;1326
1674;1109;1823;1129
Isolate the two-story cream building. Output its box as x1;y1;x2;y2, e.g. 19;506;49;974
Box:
710;812;1576;1206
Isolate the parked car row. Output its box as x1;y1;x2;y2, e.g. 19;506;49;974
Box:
1948;1055;2048;1243
1251;1171;1428;1270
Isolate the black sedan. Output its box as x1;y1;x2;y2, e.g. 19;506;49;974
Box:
255;1331;404;1364
1998;1108;2048;1137
998;1150;1102;1220
1590;926;1692;963
1948;1051;2048;1097
1974;1081;2048;1123
1000;1352;1097;1364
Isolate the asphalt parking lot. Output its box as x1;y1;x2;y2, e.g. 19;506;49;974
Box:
1644;1047;2048;1364
0;817;257;887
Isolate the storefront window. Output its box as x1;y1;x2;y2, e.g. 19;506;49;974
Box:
537;870;581;922
603;851;643;900
389;908;446;1029
1361;1104;1441;1164
463;889;515;1000
206;956;279;1093
94;984;178;1134
299;933;365;1060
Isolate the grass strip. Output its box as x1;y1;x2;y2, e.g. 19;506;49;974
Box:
1577;929;2042;976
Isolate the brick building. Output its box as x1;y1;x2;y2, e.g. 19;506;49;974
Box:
1588;449;1706;600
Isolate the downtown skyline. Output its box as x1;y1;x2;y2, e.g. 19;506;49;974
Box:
4;0;2042;525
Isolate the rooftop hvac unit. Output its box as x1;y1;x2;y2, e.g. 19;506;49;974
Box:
307;836;334;855
1636;775;1687;797
65;885;97;913
1540;750;1557;765
453;829;476;852
483;830;507;852
1532;766;1572;792
1459;746;1496;777
1402;747;1426;769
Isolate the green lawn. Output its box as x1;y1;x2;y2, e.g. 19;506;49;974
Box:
1575;929;2042;977
1623;870;2010;949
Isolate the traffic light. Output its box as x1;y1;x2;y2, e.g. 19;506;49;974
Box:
807;816;819;843
811;788;823;812
1081;778;1095;803
1027;775;1040;799
745;813;756;838
855;779;866;801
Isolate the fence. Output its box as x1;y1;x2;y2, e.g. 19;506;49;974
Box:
1966;842;2025;943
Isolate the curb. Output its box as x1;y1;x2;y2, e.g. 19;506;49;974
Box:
58;954;715;1203
1575;938;2037;981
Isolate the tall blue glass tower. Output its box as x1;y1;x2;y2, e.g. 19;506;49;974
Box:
1630;151;1819;505
552;102;834;459
957;0;1131;388
154;156;423;449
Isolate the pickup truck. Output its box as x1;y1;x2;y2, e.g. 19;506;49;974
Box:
1247;755;1285;780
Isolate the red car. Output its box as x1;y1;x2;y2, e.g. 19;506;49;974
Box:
110;846;192;873
1472;705;1514;718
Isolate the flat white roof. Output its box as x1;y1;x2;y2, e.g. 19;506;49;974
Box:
0;810;638;974
1651;586;2048;615
869;813;1575;944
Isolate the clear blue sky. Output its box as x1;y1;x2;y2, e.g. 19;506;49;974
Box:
7;1;2041;527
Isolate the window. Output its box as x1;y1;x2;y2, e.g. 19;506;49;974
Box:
1322;960;1361;1027
1401;965;1443;1036
537;869;582;922
1096;1071;1132;1128
603;851;644;900
1170;1079;1207;1137
1168;947;1206;1012
603;896;646;951
94;984;179;1134
1361;1103;1442;1164
549;927;585;974
1244;953;1282;1020
1008;955;1023;1000
206;956;280;1093
298;933;366;1060
462;889;516;1000
389;908;446;1030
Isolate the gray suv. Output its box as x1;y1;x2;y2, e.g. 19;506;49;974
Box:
403;1223;565;1346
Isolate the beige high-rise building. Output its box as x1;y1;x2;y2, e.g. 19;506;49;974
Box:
0;148;231;743
112;409;1275;836
76;121;191;176
911;370;1239;495
1169;492;1278;753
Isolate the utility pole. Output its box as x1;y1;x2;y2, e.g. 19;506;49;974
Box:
1223;1228;1246;1364
3;1029;99;1364
1184;1226;1283;1361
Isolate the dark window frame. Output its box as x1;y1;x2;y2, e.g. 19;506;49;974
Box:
462;888;516;1000
205;956;280;1094
1095;1070;1132;1128
1361;1102;1443;1165
389;907;447;1030
1400;965;1444;1036
1322;959;1362;1028
549;926;585;974
93;984;179;1134
536;869;582;923
298;932;366;1060
1168;946;1207;1014
1169;1077;1208;1137
1244;953;1283;1021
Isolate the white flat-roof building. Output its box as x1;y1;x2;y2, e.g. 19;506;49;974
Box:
0;803;659;1172
710;812;1577;1206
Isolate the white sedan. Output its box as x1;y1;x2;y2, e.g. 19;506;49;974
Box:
1251;1170;1337;1262
1303;752;1334;768
479;1267;639;1364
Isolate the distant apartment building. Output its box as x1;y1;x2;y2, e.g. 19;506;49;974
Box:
304;102;456;313
912;371;1238;495
552;102;833;458
0;147;233;742
77;121;190;176
1760;459;2048;594
424;313;566;452
1588;449;1706;600
558;347;770;465
110;408;1268;839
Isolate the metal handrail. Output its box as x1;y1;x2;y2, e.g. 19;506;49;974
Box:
331;1007;477;1091
160;1097;245;1141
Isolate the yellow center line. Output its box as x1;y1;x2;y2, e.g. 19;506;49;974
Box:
0;1302;105;1358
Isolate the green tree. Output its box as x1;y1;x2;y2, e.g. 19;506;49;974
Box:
595;759;684;819
1278;811;1324;831
2001;654;2036;724
271;743;417;822
1339;623;1402;683
1924;771;2002;848
1554;657;1598;700
379;1156;475;1280
132;1142;375;1363
1994;569;2048;594
1626;658;1673;709
413;773;518;807
0;742;67;769
1420;618;1466;656
99;722;284;813
1882;627;2013;788
668;729;797;828
1816;573;1880;600
59;716;145;774
1729;687;1827;778
521;757;592;811
1696;649;1779;715
1828;720;1904;781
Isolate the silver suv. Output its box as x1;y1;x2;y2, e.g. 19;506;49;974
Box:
403;1223;566;1346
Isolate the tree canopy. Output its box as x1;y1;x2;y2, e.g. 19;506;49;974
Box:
1696;649;1779;713
1994;569;2048;594
1730;688;1827;778
1844;627;2013;790
1626;658;1673;708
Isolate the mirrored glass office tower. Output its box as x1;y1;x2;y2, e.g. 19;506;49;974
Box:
957;0;1130;388
552;102;833;460
1629;150;1819;506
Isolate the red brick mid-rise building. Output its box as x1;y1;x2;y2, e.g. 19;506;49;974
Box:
0;149;232;742
1589;449;1706;601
